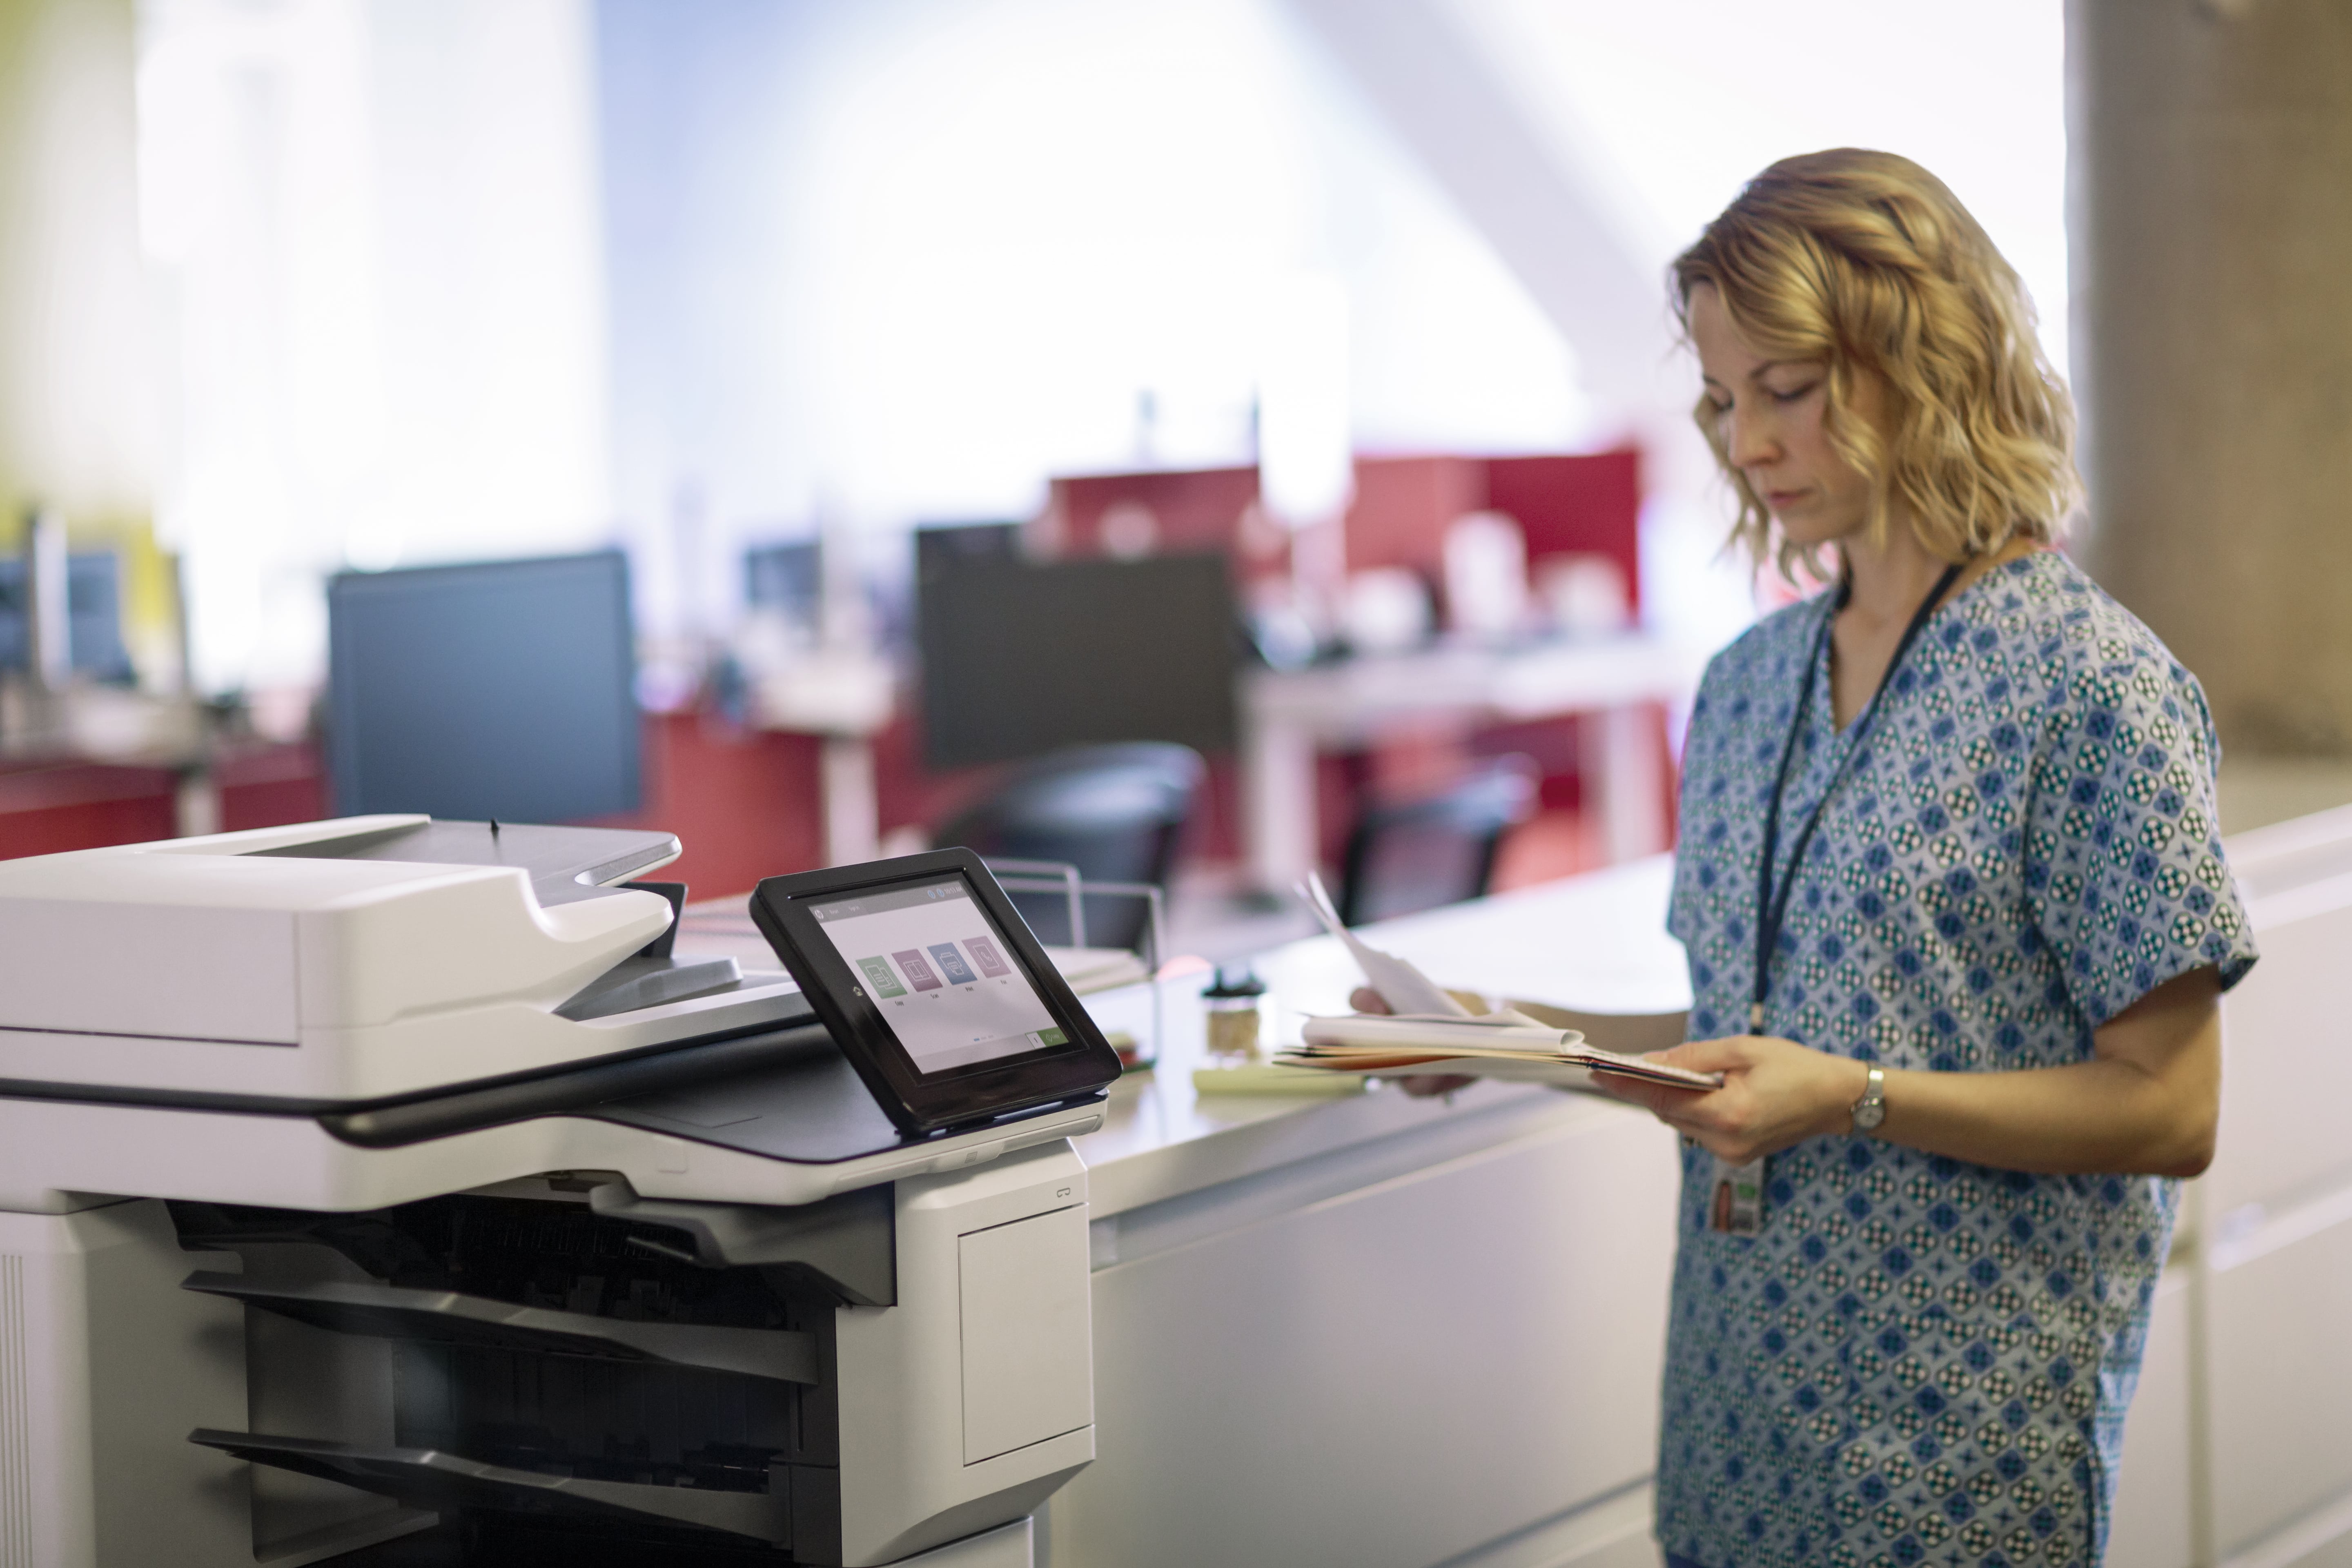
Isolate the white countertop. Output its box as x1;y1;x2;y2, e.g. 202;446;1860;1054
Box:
1067;855;1690;1216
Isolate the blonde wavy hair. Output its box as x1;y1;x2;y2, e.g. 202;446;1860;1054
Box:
1671;149;2081;582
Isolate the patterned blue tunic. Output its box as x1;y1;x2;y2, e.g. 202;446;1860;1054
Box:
1659;552;2256;1568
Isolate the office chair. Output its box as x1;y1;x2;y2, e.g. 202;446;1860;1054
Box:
932;742;1205;952
1335;754;1539;927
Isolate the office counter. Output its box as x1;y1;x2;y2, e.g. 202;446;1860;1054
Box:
1043;860;1692;1568
1070;855;1689;1220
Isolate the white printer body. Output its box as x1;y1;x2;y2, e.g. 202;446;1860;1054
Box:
0;818;1107;1568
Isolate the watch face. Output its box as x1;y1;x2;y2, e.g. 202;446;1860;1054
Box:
1853;1071;1886;1131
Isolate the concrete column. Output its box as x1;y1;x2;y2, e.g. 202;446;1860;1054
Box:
2070;0;2352;755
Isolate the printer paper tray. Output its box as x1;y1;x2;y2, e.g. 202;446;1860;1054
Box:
187;1430;793;1544
182;1272;819;1384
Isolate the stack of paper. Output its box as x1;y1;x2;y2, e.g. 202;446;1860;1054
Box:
1273;875;1720;1093
1280;1013;1719;1089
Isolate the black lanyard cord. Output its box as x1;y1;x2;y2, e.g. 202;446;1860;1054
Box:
1749;561;1965;1033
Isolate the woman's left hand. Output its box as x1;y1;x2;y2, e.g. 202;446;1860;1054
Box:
1589;1035;1867;1164
1348;986;1477;1098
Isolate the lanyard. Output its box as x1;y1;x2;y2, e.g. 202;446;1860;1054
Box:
1749;562;1964;1033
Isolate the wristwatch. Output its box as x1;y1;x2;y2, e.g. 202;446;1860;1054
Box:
1850;1066;1887;1135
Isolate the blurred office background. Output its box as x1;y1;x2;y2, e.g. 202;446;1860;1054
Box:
3;0;2341;951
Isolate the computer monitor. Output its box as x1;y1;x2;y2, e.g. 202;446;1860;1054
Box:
326;550;641;822
0;551;134;682
915;552;1236;770
745;540;822;622
913;522;1021;586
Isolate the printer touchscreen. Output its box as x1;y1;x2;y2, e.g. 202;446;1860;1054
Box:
808;875;1063;1076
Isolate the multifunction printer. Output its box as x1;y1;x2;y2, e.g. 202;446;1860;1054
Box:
0;816;1121;1568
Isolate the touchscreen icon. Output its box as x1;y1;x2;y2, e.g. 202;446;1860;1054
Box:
928;942;978;986
892;949;943;991
962;936;1011;978
855;956;905;998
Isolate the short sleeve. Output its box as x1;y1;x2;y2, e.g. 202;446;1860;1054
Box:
2022;647;2258;1029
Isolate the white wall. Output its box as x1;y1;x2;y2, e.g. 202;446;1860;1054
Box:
1444;0;2071;379
1432;0;2069;637
134;0;2070;686
139;0;612;693
595;0;1595;641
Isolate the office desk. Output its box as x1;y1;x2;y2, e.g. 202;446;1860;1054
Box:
1240;636;1702;892
744;650;896;866
1044;858;1693;1568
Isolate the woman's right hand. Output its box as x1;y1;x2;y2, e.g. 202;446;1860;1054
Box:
1349;986;1477;1099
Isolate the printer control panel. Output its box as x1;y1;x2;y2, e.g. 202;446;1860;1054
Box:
810;875;1066;1077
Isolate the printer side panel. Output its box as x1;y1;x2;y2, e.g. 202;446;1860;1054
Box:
833;1145;1096;1567
0;1200;251;1568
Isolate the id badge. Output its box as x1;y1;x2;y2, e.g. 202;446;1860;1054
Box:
1710;1156;1765;1235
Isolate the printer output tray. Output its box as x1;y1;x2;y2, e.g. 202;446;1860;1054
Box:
187;1430;793;1544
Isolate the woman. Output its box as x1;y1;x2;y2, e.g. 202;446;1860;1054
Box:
1593;150;2257;1568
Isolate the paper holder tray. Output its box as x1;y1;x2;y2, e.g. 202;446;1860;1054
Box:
187;1429;795;1544
181;1272;818;1385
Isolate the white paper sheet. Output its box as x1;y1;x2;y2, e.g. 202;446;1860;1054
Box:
1298;871;1470;1018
